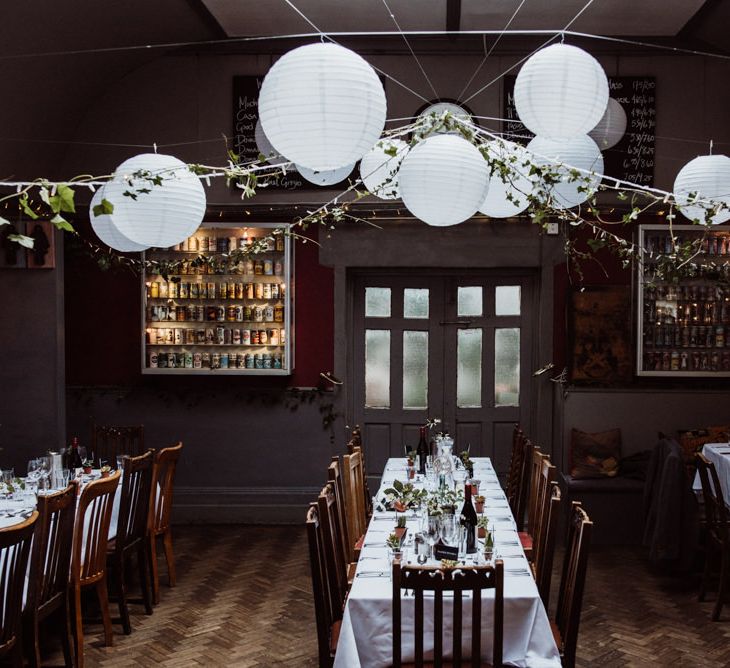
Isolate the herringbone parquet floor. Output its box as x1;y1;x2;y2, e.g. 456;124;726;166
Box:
39;526;730;667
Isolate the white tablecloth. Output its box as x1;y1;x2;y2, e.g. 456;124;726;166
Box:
334;458;561;668
692;442;730;503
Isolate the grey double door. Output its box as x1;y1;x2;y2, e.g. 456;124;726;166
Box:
350;270;535;484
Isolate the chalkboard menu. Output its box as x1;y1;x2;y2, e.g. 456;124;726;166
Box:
232;75;355;191
502;75;656;187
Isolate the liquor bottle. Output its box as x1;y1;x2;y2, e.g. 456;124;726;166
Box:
68;437;83;470
416;426;429;475
460;482;478;554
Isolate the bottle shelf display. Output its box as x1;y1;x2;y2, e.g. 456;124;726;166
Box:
142;223;292;375
637;224;730;377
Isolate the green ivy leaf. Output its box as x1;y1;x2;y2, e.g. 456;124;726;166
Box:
50;214;75;232
0;216;10;227
92;198;114;217
19;194;38;220
8;233;34;248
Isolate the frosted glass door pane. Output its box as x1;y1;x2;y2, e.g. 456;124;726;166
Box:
457;329;482;408
403;331;428;409
365;330;390;408
458;287;482;316
365;287;391;317
404;289;429;318
495;328;520;406
495;286;521;315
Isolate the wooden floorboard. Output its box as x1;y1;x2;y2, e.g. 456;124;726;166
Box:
37;526;730;667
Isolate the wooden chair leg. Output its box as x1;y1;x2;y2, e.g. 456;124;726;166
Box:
10;638;24;668
148;533;160;605
699;547;714;602
713;548;729;622
138;544;154;615
114;556;132;635
163;528;176;587
22;610;41;668
61;593;74;668
71;584;84;668
95;577;114;646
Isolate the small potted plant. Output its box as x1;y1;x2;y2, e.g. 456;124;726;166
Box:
386;532;403;562
477;516;489;539
474;494;485;513
82;459;94;475
394;515;408;544
100;465;111;478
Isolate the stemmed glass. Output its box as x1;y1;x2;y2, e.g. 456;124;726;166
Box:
439;514;458;548
425;515;440;560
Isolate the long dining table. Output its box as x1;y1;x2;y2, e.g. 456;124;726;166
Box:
693;442;730;501
334;456;561;668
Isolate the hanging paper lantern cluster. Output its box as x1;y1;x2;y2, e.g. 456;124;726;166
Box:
589;98;627;150
527;135;604;209
258;43;387;172
89;153;206;251
514;44;609;141
479;140;536;218
399;134;490;227
674;154;730;225
359;139;409;200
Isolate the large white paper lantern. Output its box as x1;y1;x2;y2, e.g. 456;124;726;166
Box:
258;43;387;171
674;154;730;225
398;134;490;227
479;140;536;218
104;153;206;248
527;135;604;209
514;44;609;141
589;98;627;150
359;139;409;199
296;162;355;186
89;186;148;252
255;118;293;169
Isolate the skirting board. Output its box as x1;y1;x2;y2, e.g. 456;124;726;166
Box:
171;485;322;525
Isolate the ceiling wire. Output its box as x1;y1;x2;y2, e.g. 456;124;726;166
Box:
281;0;430;103
457;0;528;102
379;0;439;100
462;0;597;105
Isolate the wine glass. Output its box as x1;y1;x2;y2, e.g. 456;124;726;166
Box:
425;516;440;560
440;514;458;548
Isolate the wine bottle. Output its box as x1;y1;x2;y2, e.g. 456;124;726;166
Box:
68;437;83;470
416;426;429;475
460;482;478;554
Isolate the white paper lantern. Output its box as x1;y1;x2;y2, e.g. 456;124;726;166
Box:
479;140;536;218
296;162;355;186
359;139;409;199
258;43;387;171
674;154;730;225
398;134;490;227
589;98;627;150
514;44;609;141
104;153;206;248
255;118;293;169
527;135;604;209
89;186;148;252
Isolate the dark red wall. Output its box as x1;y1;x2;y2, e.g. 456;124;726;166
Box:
65;221;333;388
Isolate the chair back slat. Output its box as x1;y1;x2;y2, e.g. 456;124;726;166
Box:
526;444;544;536
91;424;144;468
0;512;37;654
342;449;367;551
348;438;372;521
532;456;557;568
535;482;562;608
72;471;120;584
327;457;352;566
116;450;154;553
317;482;348;614
556;502;593;668
392;561;504;667
506;425;526;519
151;442;183;535
28;482;77;613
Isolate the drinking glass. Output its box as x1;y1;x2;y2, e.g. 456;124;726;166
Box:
425;516;440;560
27;459;42;487
439;514;458;548
1;468;14;485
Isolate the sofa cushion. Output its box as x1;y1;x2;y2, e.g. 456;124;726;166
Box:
570;427;621;479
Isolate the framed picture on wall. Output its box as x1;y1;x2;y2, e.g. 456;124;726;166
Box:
569;285;632;384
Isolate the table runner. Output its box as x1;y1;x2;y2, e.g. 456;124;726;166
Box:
334;457;561;668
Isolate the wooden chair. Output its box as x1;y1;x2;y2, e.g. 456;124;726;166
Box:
306;503;341;667
91;424;144;468
0;512;38;668
23;483;77;668
552;502;593;668
695;452;730;620
70;471;121;668
392;560;504;667
518;445;548;559
107;450;154;634
347;428;373;521
317;482;349;615
342;448;367;558
148;442;182;605
328;457;357;572
530;456;557;570
506;426;531;531
534;482;562;609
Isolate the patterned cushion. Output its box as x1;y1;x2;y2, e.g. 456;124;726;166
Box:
570;428;621;479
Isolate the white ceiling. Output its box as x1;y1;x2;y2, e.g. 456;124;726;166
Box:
202;0;707;37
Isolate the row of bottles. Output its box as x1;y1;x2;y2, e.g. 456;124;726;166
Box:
148;350;285;370
645;234;730;256
644;323;727;349
147;304;284;323
149;256;284;278
172;233;285;253
147;280;285;300
147;326;285;346
644;350;730;372
644;284;730;326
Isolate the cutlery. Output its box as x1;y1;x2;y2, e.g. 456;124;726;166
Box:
356;571;387;578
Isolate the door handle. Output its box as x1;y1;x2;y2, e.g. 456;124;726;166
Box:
439;320;472;327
